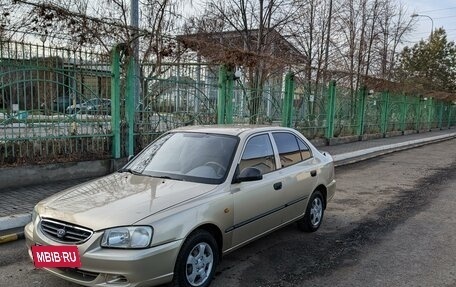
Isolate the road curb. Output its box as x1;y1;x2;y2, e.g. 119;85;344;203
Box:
333;133;456;167
0;231;25;244
0;213;31;232
0;213;31;244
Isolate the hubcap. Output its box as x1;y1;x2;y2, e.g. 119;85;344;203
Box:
186;242;214;286
310;197;323;226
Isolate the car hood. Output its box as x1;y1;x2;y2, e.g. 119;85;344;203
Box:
36;173;217;231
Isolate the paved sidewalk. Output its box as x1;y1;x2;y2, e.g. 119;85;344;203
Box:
321;129;456;155
0;129;455;241
322;129;456;165
0;178;96;218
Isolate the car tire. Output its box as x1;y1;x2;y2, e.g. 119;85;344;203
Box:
297;190;325;232
172;230;219;287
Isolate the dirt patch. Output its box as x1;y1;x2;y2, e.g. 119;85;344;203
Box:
237;159;456;287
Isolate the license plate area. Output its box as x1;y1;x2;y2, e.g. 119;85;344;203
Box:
31;245;81;268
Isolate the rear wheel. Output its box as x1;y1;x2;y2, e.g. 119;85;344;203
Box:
172;230;219;287
297;190;325;232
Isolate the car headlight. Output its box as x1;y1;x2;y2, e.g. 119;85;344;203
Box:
101;226;153;249
32;207;39;223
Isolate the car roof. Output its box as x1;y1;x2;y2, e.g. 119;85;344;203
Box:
172;125;296;137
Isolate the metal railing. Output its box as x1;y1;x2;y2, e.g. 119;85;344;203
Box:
1;40;455;166
135;63;219;152
0;40;112;165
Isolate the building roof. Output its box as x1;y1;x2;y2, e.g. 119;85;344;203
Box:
177;29;306;67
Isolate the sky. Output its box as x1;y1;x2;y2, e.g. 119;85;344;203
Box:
402;0;456;45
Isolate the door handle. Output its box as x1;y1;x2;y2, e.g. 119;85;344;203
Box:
310;170;317;177
273;182;282;190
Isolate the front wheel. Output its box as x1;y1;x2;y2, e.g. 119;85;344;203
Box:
173;230;219;287
297;190;325;232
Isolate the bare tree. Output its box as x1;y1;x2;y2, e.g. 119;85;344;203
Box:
0;2;11;40
184;0;299;123
0;2;32;41
378;1;413;80
331;0;370;96
5;0;417;106
8;0;182;64
324;0;412;94
287;0;332;107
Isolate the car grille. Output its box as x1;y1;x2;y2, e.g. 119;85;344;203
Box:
40;218;93;244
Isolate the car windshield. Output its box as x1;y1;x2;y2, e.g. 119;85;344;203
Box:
124;132;239;184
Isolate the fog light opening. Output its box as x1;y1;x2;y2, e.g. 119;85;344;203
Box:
105;274;128;284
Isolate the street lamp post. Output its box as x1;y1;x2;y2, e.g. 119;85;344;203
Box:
411;13;434;38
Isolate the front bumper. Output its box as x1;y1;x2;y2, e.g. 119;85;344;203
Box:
24;220;182;287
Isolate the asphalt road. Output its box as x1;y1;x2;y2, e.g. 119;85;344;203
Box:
1;139;455;287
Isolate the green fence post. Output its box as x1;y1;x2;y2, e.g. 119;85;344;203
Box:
380;91;390;136
427;97;433;131
217;65;227;124
357;86;367;137
126;55;135;156
282;72;294;127
448;103;453;128
438;101;444;129
110;45;121;159
415;96;422;132
400;94;407;134
453;105;456;127
433;98;438;129
325;80;336;139
225;67;234;124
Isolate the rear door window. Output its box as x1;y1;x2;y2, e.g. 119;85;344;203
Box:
272;132;302;168
297;138;312;161
272;132;313;168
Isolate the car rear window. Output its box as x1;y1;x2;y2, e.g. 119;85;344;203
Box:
272;132;312;168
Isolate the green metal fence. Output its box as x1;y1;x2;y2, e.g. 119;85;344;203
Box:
332;85;359;137
292;76;328;139
1;40;455;166
363;90;382;135
134;62;219;152
385;93;403;133
0;40;113;165
450;104;456;127
359;92;446;136
231;82;284;125
216;65;285;125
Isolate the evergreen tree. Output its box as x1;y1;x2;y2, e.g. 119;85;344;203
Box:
396;28;456;93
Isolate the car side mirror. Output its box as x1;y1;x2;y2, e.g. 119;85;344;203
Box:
234;167;263;183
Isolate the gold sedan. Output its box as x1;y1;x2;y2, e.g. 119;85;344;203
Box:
25;126;336;287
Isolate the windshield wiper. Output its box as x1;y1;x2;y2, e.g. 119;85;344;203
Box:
152;175;183;181
118;168;142;175
119;169;183;181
